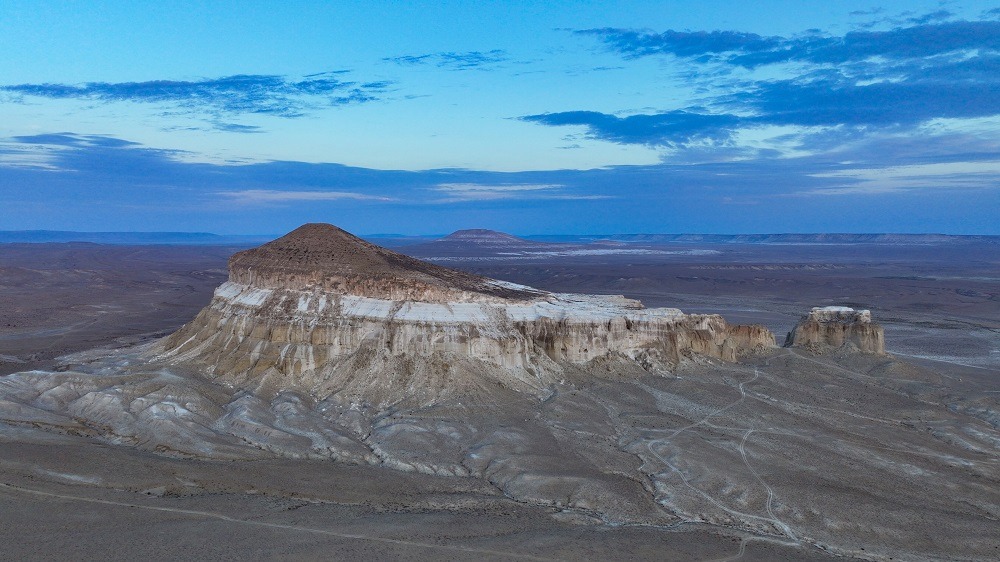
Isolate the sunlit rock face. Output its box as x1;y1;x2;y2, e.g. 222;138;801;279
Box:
784;306;886;354
157;224;776;407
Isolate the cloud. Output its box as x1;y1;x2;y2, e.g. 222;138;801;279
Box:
577;20;1000;68
430;183;612;202
575;28;783;60
906;10;954;25
11;133;142;148
522;70;1000;147
803;161;1000;195
520;111;741;147
528;19;1000;148
741;76;1000;128
0;132;997;234
0;133;154;170
209;122;263;134
216;189;394;204
383;50;508;70
0;72;389;120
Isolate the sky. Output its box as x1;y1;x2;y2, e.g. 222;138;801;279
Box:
1;0;998;235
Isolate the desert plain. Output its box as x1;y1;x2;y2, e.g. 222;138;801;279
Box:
0;235;997;561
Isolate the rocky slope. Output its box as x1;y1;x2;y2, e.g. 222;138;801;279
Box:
784;306;886;354
158;223;775;406
225;223;538;300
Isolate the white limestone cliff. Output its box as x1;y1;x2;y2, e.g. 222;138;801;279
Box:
154;224;776;407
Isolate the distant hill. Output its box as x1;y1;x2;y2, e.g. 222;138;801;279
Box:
396;229;729;260
526;233;1000;245
402;229;565;257
0;230;273;245
4;230;996;247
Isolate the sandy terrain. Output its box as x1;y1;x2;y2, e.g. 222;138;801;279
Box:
0;240;997;561
0;243;239;375
0;429;835;561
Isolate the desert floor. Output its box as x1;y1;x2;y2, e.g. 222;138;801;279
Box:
0;240;996;560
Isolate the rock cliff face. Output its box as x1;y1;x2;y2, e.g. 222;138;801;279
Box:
784;306;885;354
158;223;775;406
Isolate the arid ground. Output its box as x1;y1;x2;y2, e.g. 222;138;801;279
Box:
0;240;997;561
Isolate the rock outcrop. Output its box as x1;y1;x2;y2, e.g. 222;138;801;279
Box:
157;223;775;406
784;306;885;354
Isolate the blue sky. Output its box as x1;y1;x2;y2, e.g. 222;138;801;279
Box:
1;0;998;234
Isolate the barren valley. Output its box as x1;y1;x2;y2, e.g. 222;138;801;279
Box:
0;232;997;561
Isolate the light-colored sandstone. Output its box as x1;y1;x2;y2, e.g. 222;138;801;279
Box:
784;306;885;354
155;223;776;406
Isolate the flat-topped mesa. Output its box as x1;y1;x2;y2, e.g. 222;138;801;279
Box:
228;223;541;302
806;306;873;324
785;306;885;354
402;228;560;258
442;229;529;245
160;224;776;407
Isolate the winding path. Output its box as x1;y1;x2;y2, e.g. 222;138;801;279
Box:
643;367;800;542
0;481;556;561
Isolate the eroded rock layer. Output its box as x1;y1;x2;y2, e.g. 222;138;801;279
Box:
157;224;775;406
784;306;885;354
159;281;775;406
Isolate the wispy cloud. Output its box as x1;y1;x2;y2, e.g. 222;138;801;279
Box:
525;69;1000;148
521;111;741;147
211;122;264;134
0;72;390;123
0;146;64;170
576;20;999;67
0;133;146;170
1;132;996;233
12;133;142;148
527;19;1000;149
906;9;954;25
576;28;782;61
383;50;508;70
803;161;1000;195
849;8;883;17
216;189;394;204
430;182;611;202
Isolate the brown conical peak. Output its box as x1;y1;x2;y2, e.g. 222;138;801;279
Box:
233;223;398;273
228;223;540;301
